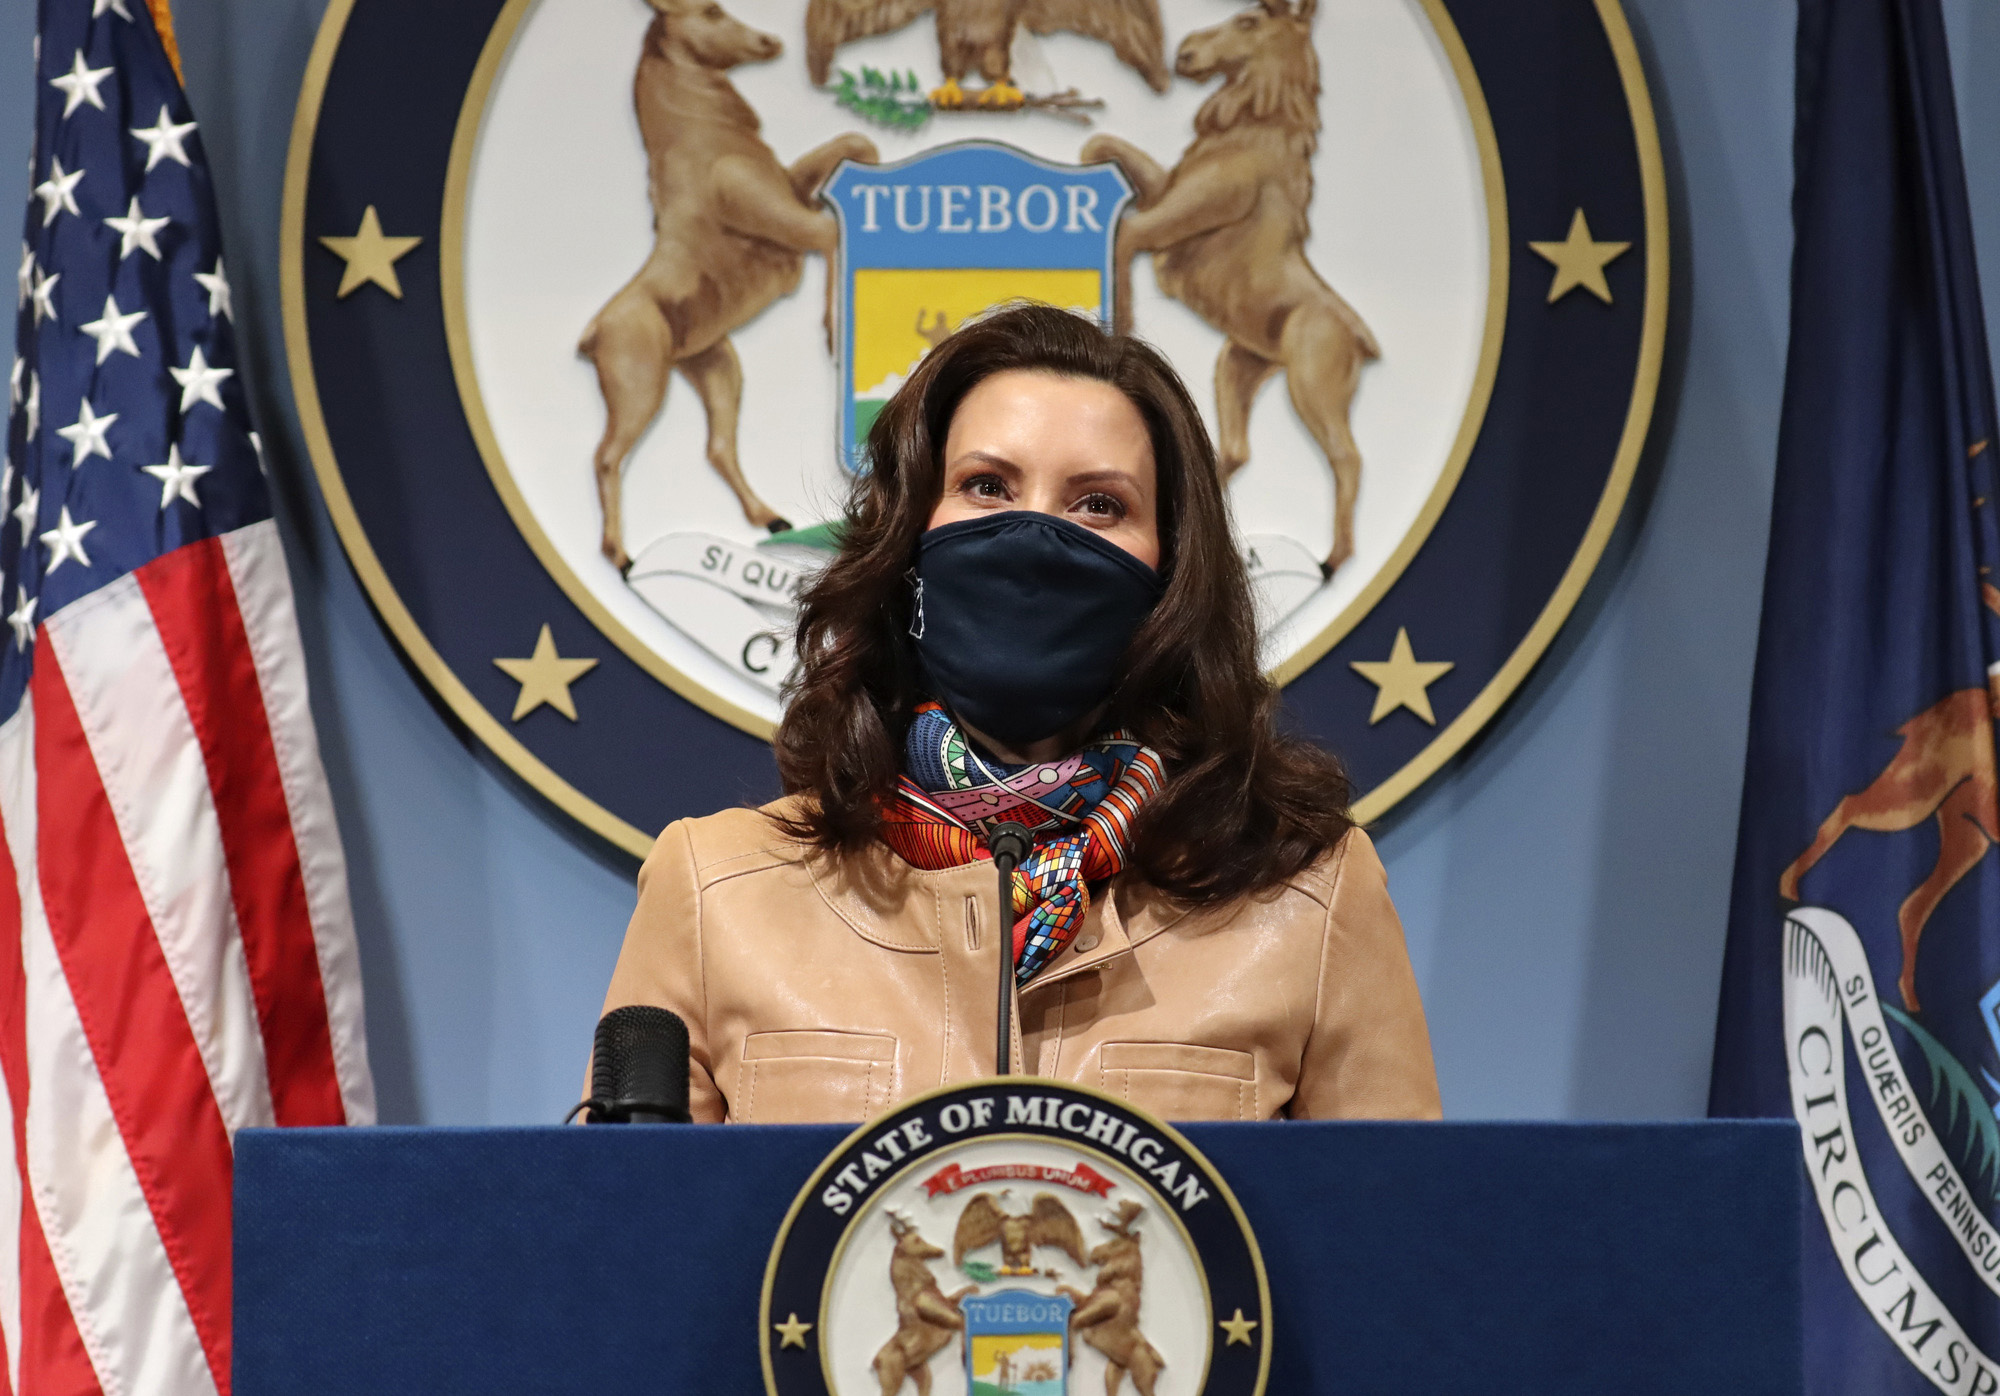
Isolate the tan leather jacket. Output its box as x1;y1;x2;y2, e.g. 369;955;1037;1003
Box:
598;798;1440;1124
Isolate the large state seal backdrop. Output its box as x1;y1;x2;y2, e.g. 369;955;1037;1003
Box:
282;0;1665;857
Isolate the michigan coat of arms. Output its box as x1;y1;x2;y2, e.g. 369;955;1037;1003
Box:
760;1081;1268;1396
284;0;1665;854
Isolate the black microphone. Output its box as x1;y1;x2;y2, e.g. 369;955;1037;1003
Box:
574;1005;692;1123
987;822;1033;1077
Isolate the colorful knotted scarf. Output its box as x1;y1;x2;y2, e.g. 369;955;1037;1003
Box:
878;702;1165;983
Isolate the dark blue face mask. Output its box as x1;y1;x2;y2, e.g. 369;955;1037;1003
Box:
911;512;1163;746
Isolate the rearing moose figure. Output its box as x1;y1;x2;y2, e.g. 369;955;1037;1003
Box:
580;0;877;571
1082;0;1377;578
872;1211;974;1396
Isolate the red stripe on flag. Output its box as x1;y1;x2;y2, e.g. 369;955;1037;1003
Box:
17;1208;100;1396
0;794;22;1396
0;798;104;1396
136;540;344;1127
31;652;232;1394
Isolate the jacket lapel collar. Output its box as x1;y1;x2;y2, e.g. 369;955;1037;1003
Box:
804;840;947;952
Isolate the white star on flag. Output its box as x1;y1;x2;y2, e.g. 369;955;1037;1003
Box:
7;359;18;408
50;50;113;119
104;196;170;261
11;484;37;540
6;595;34;653
15;245;29;308
29;267;57;326
38;506;96;573
79;294;146;364
56;399;117;464
33;158;82;226
170;347;232;413
193;260;231;320
23;375;37;439
93;0;134;17
142;444;212;510
129;107;196;171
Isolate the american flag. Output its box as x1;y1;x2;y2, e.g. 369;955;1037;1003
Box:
0;3;374;1394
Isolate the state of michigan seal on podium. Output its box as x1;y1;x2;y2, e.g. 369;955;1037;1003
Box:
761;1082;1269;1396
282;0;1666;855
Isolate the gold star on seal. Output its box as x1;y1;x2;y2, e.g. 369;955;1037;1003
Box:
1528;208;1630;304
773;1312;813;1349
1219;1308;1258;1346
1350;627;1454;726
318;205;422;299
493;625;598;721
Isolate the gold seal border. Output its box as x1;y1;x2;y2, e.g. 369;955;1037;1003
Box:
1350;0;1668;823
756;1077;1270;1396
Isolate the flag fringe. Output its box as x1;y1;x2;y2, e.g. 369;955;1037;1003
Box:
145;0;182;84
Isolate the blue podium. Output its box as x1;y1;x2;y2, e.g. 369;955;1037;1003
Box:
233;1121;1802;1394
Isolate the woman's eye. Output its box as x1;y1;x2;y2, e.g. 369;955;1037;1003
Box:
1076;493;1126;519
967;474;1006;499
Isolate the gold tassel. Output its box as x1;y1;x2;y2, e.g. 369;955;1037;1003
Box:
145;0;183;85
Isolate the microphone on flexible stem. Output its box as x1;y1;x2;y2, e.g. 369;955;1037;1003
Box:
987;822;1033;1076
569;1005;692;1123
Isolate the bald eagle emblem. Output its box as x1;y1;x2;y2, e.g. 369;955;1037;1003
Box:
805;0;1168;110
952;1191;1087;1276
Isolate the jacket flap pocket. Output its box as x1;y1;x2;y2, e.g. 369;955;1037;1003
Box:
738;1030;898;1124
1099;1041;1254;1081
743;1029;896;1063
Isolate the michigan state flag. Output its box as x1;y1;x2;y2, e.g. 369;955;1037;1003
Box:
1709;0;2000;1390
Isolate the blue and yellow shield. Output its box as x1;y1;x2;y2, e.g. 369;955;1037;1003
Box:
824;142;1132;468
961;1289;1074;1396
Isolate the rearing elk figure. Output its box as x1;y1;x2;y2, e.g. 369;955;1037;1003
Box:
1781;675;2000;1012
872;1210;974;1396
1057;1200;1165;1396
1081;0;1377;577
580;0;877;571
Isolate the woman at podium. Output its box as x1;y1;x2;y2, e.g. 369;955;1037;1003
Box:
598;303;1439;1124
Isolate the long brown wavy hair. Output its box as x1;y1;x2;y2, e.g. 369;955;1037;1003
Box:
773;302;1353;903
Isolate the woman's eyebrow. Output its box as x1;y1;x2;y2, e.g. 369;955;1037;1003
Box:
1066;469;1142;490
947;450;1020;476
